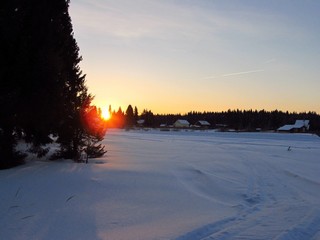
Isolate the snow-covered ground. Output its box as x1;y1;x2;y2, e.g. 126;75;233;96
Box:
1;129;320;240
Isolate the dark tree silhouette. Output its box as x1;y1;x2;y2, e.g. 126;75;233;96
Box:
134;106;139;124
108;107;125;128
141;109;155;127
80;102;107;158
0;0;106;168
152;109;320;132
125;105;135;128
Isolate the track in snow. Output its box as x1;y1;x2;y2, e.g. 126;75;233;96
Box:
173;138;320;240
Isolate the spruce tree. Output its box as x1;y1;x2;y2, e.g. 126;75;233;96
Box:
125;105;135;128
0;0;31;168
0;0;106;167
134;106;139;123
40;0;106;161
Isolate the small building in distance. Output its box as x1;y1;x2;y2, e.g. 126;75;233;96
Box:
173;119;190;128
137;119;145;127
194;120;211;129
215;124;228;131
277;120;310;133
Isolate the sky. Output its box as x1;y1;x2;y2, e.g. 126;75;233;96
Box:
69;0;320;114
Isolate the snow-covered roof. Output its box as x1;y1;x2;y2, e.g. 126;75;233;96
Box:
278;125;294;131
137;119;145;124
173;119;190;127
278;120;310;131
294;120;309;128
196;120;211;126
175;119;190;125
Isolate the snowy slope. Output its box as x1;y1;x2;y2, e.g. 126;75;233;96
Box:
1;129;320;240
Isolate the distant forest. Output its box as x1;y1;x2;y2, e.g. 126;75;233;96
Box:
109;106;320;132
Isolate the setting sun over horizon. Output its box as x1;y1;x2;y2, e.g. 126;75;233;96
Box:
70;1;320;115
100;106;111;120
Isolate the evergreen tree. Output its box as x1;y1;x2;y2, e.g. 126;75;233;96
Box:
54;96;107;161
0;0;106;167
108;105;112;117
141;109;155;127
134;106;139;123
45;0;106;161
114;107;125;128
80;102;107;158
0;0;38;167
125;105;135;128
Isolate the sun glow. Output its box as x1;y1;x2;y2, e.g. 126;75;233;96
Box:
101;107;111;120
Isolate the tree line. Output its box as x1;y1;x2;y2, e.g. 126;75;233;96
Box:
112;106;320;132
176;109;320;131
0;0;106;169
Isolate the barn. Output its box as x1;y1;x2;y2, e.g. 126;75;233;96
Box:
194;120;211;128
277;120;310;133
173;119;190;128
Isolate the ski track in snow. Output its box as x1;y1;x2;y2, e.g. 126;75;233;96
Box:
1;129;320;240
172;132;320;240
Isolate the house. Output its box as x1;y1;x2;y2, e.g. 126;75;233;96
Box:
194;120;211;128
277;120;310;133
173;119;190;128
215;124;228;131
160;124;170;131
137;119;145;127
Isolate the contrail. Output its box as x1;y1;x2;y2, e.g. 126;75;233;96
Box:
264;58;276;64
222;69;264;77
203;69;264;80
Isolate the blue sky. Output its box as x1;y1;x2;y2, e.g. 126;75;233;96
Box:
69;0;320;114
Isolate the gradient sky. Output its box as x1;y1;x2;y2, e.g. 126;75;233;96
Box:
69;0;320;114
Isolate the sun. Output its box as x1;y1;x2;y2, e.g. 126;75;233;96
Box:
101;107;111;120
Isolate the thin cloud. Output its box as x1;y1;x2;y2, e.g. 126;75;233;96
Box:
70;0;288;41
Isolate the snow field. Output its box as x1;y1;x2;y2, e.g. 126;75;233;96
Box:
1;129;320;240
